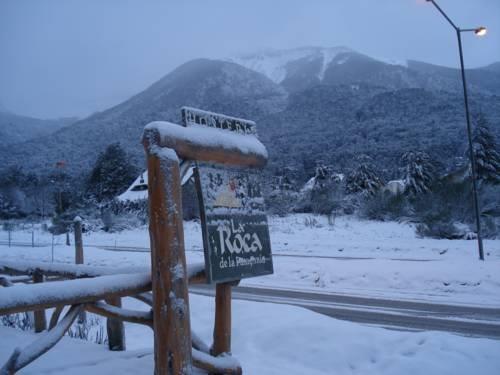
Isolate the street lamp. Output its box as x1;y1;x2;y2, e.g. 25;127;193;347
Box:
426;0;487;260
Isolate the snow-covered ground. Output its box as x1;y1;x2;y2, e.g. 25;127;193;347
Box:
1;295;499;375
1;214;500;373
2;215;499;306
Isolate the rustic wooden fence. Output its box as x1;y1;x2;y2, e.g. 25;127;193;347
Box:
0;119;268;374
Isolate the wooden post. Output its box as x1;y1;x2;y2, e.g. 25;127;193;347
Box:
74;217;84;265
74;217;86;323
51;234;54;262
105;296;126;351
32;271;47;333
147;149;192;374
212;283;232;357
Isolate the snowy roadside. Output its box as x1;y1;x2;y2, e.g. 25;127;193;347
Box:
1;215;499;306
1;295;499;375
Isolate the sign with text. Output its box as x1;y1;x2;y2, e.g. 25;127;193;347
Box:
182;107;273;283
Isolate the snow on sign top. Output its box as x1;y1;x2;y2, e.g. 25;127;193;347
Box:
181;106;257;135
144;121;267;160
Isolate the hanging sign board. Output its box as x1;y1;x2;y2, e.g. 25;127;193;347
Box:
181;107;274;284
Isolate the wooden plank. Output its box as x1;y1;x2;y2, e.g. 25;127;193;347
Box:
212;283;232;357
1;305;83;374
86;301;152;328
49;306;64;330
74;217;84;265
193;348;241;375
32;271;47;333
143;126;267;169
104;297;126;351
0;260;204;282
147;150;192;374
0;273;151;315
0;260;149;279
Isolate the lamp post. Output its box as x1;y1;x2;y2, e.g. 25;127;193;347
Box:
426;0;487;260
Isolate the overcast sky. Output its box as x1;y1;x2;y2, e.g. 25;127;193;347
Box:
1;0;499;119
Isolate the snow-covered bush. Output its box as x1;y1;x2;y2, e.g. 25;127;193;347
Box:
360;190;412;222
1;312;33;332
401;151;436;196
345;157;384;196
415;221;466;239
67;316;107;345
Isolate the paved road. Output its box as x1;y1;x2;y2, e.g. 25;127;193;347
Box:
95;245;439;262
190;284;500;340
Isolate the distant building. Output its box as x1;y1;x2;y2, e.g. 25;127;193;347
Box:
118;171;148;202
118;166;194;202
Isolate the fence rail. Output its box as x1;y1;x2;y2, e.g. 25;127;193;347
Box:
0;260;240;374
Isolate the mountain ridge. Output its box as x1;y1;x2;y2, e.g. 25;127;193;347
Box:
1;49;499;182
230;46;500;95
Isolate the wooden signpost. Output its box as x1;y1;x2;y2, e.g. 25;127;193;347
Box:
142;108;271;374
181;107;274;362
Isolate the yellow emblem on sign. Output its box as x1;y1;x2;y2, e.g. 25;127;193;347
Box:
214;179;242;208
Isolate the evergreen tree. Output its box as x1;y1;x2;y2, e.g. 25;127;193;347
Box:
87;143;138;202
401;151;436;195
472;114;500;185
345;156;383;196
310;163;334;214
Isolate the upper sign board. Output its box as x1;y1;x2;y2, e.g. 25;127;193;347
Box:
181;106;273;284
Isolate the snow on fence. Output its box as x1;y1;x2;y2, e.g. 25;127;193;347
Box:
0;117;266;374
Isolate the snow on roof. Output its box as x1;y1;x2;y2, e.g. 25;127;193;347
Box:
301;177;316;193
387;180;405;186
118;171;148;202
118;165;194;202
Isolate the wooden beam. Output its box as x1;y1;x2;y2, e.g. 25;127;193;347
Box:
0;273;151;315
192;349;242;375
74;217;84;265
86;301;153;328
0;260;149;279
1;305;83;374
0;276;14;287
133;292;153;306
143;124;267;169
147;149;193;374
105;297;126;351
212;283;232;356
32;271;47;333
0;260;205;283
49;306;64;330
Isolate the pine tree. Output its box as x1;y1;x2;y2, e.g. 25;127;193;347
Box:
401;151;435;195
472;114;500;185
87;143;138;202
345;156;383;196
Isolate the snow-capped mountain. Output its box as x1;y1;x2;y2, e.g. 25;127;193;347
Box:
229;46;412;92
1;49;499;179
230;46;500;95
229;46;356;84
